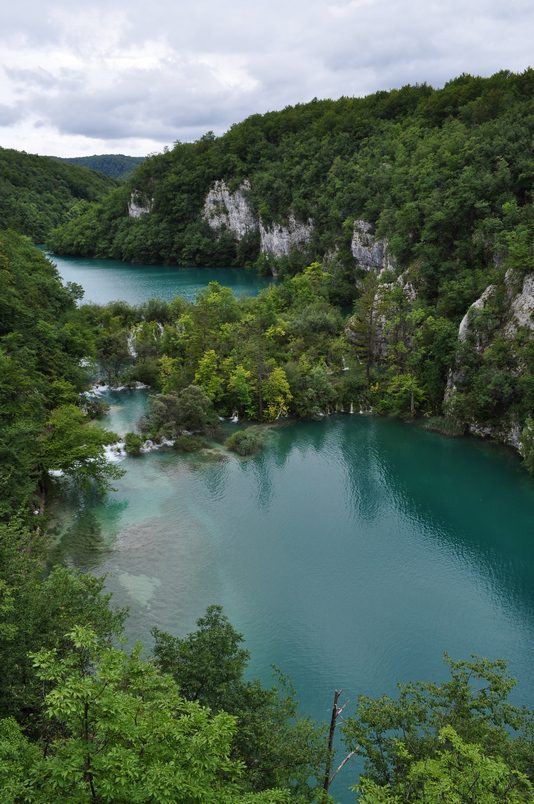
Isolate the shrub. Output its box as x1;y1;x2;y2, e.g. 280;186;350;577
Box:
173;435;206;452
225;429;265;456
124;432;145;455
424;416;464;436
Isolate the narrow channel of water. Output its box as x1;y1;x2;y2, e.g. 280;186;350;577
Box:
49;389;534;802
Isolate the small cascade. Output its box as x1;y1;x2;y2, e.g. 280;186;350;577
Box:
126;329;137;358
340;402;345;413
349;401;354;414
230;411;239;423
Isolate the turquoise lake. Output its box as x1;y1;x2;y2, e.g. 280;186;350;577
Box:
48;255;534;801
47;251;274;304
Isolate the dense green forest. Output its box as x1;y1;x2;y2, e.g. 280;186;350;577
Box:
0;148;118;243
48;68;534;294
51;153;145;180
45;70;534;451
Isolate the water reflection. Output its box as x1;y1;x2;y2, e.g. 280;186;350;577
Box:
48;509;113;571
48;393;534;803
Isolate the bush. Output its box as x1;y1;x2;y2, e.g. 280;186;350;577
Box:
124;432;145;455
173;435;206;452
424;416;464;437
225;429;265;456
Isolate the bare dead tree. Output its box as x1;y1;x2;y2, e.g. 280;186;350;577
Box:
323;688;357;797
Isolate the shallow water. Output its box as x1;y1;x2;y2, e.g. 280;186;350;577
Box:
46;252;275;305
50;390;534;801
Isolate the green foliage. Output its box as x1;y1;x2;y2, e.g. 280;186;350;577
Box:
45;69;534;287
51;153;145;180
0;148;117;242
0;517;126;732
39;404;124;493
40;68;534;443
356;726;532;803
124;431;145;455
152;606;327;801
0;625;273;804
424;416;464;436
140;384;215;439
342;654;534;802
173;434;206;451
0;230;122;519
519;418;534;473
153;605;250;708
226;428;265;456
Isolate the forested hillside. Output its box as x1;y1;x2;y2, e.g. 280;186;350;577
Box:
51;153;145;180
48;69;534;302
45;69;534;459
0;148;118;242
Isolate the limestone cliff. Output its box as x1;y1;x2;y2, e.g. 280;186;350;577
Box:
202;180;313;266
503;271;534;338
457;284;498;346
351;220;396;274
446;269;534;449
128;192;152;218
203;180;258;238
259;213;313;258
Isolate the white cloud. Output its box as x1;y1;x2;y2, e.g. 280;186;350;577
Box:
0;0;533;156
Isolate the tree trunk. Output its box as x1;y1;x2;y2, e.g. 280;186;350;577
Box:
323;689;341;794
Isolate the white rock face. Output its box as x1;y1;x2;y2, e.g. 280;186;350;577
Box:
344;270;416;354
351;220;395;273
504;273;534;338
203;180;313;263
259;213;313;258
468;420;522;449
128;193;152;218
458;285;497;343
203;180;258;238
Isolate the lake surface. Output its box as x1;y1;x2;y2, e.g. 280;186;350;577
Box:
46;252;275;305
49;389;534;802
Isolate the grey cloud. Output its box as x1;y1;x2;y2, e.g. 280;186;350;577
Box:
0;103;26;126
1;0;534;154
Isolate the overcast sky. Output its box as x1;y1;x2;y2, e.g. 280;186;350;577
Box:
1;0;533;157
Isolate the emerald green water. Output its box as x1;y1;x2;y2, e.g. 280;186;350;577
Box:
51;389;534;801
47;253;274;304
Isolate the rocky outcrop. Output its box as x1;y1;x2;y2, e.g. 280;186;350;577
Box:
259;213;313;258
503;271;534;338
128;192;152;218
458;285;497;344
203;180;258;238
344;270;417;354
469;420;522;449
445;270;534;450
203;180;313;265
351;220;395;273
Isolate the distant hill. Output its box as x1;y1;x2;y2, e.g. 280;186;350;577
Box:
0;148;118;242
51;154;145;180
